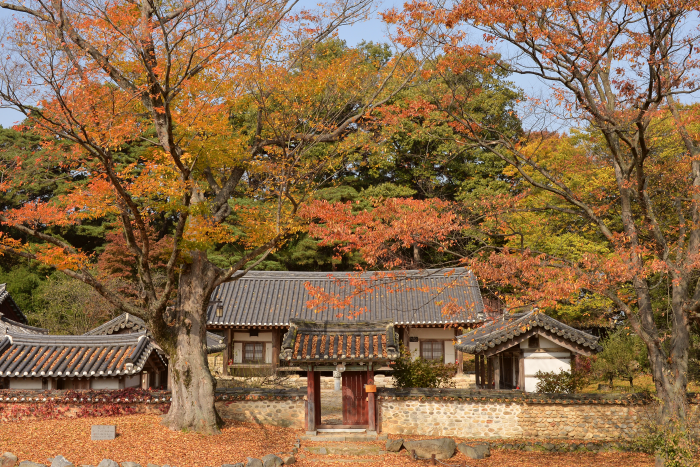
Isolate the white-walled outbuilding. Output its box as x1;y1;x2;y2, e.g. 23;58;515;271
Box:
455;311;602;392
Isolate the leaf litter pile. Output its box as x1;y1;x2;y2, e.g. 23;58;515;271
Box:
0;414;655;467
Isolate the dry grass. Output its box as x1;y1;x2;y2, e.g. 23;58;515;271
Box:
581;374;700;394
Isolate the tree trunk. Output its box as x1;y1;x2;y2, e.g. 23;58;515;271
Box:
160;251;222;434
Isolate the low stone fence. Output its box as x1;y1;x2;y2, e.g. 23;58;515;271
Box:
214;388;306;429
0;388;307;429
377;388;700;441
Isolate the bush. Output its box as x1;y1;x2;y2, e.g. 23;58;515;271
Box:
593;327;649;387
633;418;697;467
535;364;589;394
390;346;456;389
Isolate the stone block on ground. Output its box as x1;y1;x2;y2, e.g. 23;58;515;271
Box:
0;453;18;467
96;461;119;467
260;455;282;467
121;463;142;467
280;454;295;465
404;439;456;460
221;464;244;467
18;463;46;467
245;459;262;467
457;443;490;460
51;456;74;467
385;439;403;452
146;464;160;467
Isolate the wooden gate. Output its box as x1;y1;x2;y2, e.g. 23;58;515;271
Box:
341;371;369;426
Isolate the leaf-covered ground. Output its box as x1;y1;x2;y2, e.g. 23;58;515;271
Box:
0;414;655;467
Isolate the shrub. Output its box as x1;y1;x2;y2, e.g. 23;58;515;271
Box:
633;418;697;467
535;365;589;394
593;327;648;387
390;346;456;389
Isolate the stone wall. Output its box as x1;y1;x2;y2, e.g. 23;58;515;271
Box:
377;389;698;440
215;388;306;429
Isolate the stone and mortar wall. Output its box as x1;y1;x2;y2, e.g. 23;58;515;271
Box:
215;388;306;429
377;389;698;440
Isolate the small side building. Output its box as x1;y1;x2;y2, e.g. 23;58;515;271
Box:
455;311;602;392
0;331;167;390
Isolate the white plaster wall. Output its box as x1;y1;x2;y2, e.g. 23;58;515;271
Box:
444;342;456;365
523;350;571;392
9;378;42;389
265;343;273;364
92;378;122;390
410;328;455;339
408;341;420;359
233;332;272;342
538;336;566;350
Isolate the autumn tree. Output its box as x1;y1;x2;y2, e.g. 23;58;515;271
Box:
0;0;416;433
309;0;700;451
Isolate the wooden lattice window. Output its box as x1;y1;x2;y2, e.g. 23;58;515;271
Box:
243;342;264;363
420;341;444;361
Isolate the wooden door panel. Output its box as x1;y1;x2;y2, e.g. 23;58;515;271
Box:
341;371;368;425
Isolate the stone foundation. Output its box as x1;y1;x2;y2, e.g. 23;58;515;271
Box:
377;389;698;440
215;389;305;429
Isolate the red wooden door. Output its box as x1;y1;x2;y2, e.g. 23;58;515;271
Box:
341;371;369;426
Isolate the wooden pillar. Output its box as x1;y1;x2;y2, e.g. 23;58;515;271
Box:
493;355;500;390
271;329;280;372
223;329;232;376
518;351;525;391
486;357;492;389
474;354;481;388
307;370;317;432
367;370;376;432
479;354;486;389
402;326;410;350
455;328;463;374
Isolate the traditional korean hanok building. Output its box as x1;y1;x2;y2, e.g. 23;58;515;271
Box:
455;310;602;392
84;312;227;354
206;268;486;376
281;320;399;433
0;331;167;390
0;284;48;337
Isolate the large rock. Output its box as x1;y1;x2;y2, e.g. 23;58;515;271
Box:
221;464;243;467
96;461;119;467
245;459;262;467
403;439;456;460
121;463;141;467
457;443;490;460
260;456;282;467
0;453;18;467
50;456;74;467
385;439;403;452
280;455;295;465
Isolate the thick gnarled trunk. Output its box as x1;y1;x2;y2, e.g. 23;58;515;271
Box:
160;251;222;434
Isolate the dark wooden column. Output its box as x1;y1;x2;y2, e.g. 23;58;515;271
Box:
474;353;481;388
306;370;318;432
479;354;486;389
367;370;376;432
271;329;280;372
518;350;525;390
493;355;500;390
223;329;232;376
455;327;463;375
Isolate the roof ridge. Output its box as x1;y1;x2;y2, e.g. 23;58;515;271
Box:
7;330;149;346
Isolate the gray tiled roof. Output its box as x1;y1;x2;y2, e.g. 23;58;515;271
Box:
207;268;486;327
0;332;164;378
1;316;48;336
281;320;399;363
455;311;602;354
85;313;226;354
0;284;27;324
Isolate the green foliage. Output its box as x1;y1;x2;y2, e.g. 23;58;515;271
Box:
534;368;589;394
633;418;697;467
390;346;457;389
593;328;649;386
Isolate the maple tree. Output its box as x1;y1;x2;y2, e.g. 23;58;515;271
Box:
305;0;700;453
0;0;417;434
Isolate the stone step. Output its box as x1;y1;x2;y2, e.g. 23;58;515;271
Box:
317;428;367;433
304;443;386;456
301;433;388;442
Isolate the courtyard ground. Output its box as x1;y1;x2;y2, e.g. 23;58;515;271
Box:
0;414;656;467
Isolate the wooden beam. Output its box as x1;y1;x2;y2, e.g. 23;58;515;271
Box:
481;328;597;358
474;353;481;388
518;351;525;390
367;370;376;432
479;354;486;389
307;370;317;432
455;327;463;375
493;356;500;390
272;329;280;372
486;357;492;389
